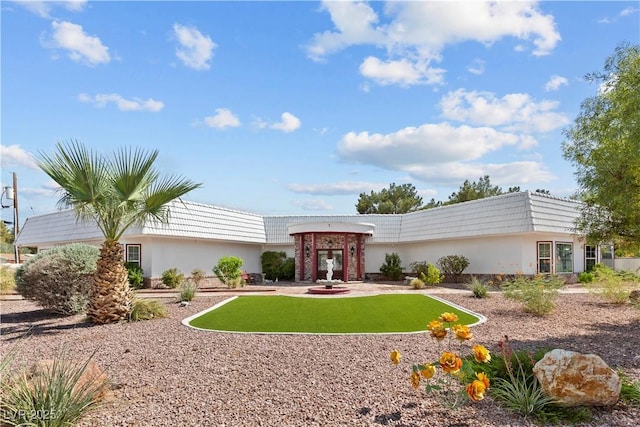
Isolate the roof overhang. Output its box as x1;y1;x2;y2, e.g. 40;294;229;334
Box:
288;221;375;236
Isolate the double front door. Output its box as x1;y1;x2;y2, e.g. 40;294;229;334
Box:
316;249;343;281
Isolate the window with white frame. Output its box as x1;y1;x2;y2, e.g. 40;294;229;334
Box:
125;244;141;268
537;242;552;273
585;245;597;272
555;242;573;273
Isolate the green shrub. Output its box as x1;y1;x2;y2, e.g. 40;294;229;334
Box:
380;253;403;280
409;277;424;289
437;255;470;283
578;271;594;283
15;244;99;315
130;298;167;321
419;262;442;285
261;251;286;281
1;347;106;426
409;261;430;277
467;276;489;298
281;257;295;281
585;264;631;304
125;263;144;289
179;280;197;302
161;268;184;289
190;269;206;286
502;275;564;316
213;256;244;287
1;265;16;294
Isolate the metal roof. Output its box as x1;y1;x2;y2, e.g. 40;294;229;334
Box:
16;192;582;246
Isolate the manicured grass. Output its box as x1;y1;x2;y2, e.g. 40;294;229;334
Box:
188;294;480;333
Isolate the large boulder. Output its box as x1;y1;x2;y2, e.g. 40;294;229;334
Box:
533;349;620;406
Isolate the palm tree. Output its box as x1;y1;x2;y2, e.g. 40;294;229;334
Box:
37;140;201;324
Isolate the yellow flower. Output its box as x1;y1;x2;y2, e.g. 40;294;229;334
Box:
439;312;458;323
390;349;401;365
410;371;421;389
476;372;490;389
430;326;447;341
427;320;443;331
420;364;436;379
472;344;491;363
466;379;487;401
439;351;463;374
452;324;473;341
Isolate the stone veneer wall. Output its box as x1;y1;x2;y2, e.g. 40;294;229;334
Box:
295;233;365;282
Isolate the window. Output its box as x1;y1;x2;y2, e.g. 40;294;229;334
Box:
555;242;573;273
125;244;141;268
585;245;597;272
537;242;551;273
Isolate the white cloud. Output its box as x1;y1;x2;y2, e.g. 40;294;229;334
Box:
0;144;39;170
256;112;301;133
337;122;520;170
545;75;569;92
467;59;486;75
173;23;216;71
292;199;333;212
359;56;445;86
439;89;569;133
201;108;241;129
78;93;164;112
620;7;639;17
287;181;388;195
306;1;560;87
13;0;87;18
44;21;110;66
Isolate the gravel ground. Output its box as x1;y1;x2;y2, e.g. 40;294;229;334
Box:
1;284;639;427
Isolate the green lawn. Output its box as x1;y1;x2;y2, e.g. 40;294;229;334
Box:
187;294;481;333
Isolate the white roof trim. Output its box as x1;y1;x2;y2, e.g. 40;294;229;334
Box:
288;221;375;235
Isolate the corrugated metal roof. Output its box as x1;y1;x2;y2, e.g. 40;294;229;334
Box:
16;192;583;247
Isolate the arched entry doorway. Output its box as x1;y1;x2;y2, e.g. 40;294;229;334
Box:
288;221;375;282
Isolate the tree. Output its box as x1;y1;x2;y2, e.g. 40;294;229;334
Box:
0;221;14;244
562;43;640;246
446;175;504;204
356;183;423;214
37;141;201;323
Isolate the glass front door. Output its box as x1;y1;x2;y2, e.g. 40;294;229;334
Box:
317;249;343;280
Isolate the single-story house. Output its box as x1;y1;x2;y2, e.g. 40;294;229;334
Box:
15;191;611;282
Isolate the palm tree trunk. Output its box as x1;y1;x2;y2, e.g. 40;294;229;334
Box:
87;241;133;324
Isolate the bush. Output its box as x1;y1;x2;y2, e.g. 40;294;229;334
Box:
125;263;144;289
1;266;16;294
130;298;167;321
281;257;295;281
578;271;594;283
190;269;206;286
410;277;425;289
502;275;564;316
261;251;286;281
437;255;470;283
467;276;489;298
409;261;430;277
15;244;99;315
585;263;632;304
161;268;184;289
1;347;106;427
380;253;403;280
213;256;244;287
419;263;442;286
179;280;197;302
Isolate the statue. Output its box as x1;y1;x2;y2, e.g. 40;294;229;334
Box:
326;258;334;281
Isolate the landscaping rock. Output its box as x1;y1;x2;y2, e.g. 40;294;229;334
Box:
533;349;621;406
629;289;640;303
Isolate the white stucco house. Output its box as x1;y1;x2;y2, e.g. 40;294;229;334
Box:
15;191;608;283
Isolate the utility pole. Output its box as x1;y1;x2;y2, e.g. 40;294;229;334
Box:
13;172;19;263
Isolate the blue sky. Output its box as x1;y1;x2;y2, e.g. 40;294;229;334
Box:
1;1;638;227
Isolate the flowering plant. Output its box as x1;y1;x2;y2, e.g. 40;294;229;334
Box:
391;311;492;408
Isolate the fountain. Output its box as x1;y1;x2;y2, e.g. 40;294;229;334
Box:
308;255;349;295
